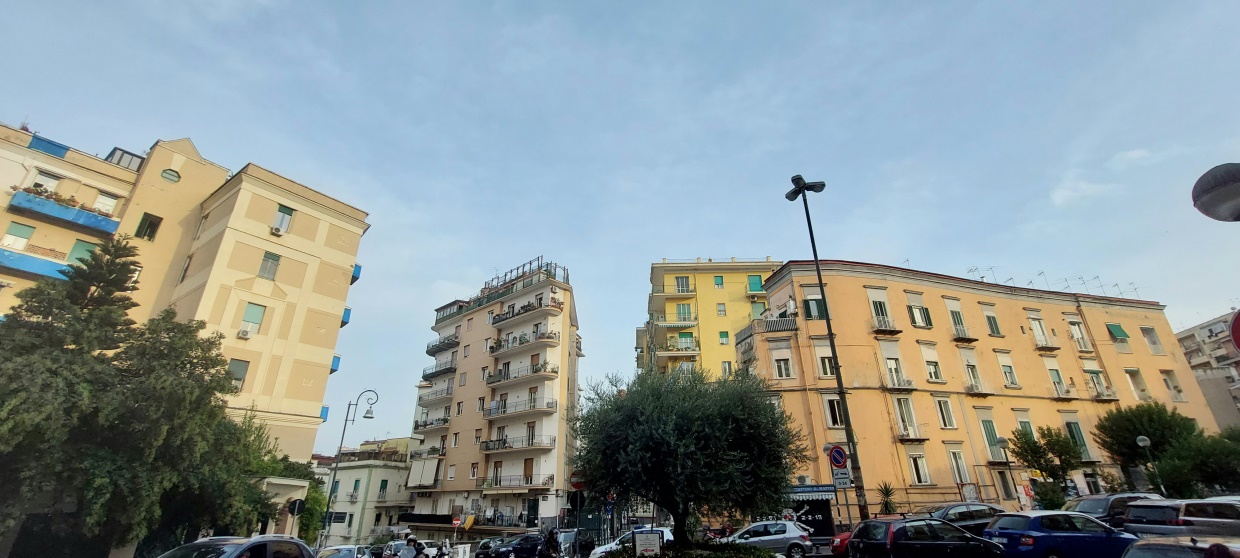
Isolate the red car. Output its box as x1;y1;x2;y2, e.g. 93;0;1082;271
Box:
829;531;851;556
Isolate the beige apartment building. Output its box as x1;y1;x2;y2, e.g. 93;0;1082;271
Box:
403;257;582;540
0;124;369;461
737;260;1216;518
1176;311;1240;429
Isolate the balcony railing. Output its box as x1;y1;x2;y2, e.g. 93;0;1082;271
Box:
656;337;700;353
417;385;454;404
410;446;447;458
434;261;570;325
480;435;557;452
484;397;558;418
0;246;70;280
952;325;978;342
652;284;696;295
1087;385;1119;401
987;445;1008;463
376;489;388;501
8;189;121;236
347;491;360;503
870;316;902;334
1073;336;1092;352
492;298;564;326
1050;383;1079;400
426;333;460;356
884;375;915;391
485;362;560;385
1033;334;1060;351
895;424;926;442
490;331;561;355
1137;389;1154;402
413;417;450;431
422;360;458;380
352;263;363;285
965;382;993;396
476;473;556;489
652;313;698;325
1170;390;1187;402
736;318;798;344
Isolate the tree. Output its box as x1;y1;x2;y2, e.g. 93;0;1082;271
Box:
1154;434;1240;498
573;368;809;545
1092;402;1201;486
1007;426;1083;509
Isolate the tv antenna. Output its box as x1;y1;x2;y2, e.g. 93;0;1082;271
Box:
1037;271;1051;290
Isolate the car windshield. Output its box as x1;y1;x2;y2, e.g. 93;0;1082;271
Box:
1063;498;1109;515
1128;506;1179;521
1123;545;1207;558
157;543;241;558
987;516;1031;531
914;505;947;514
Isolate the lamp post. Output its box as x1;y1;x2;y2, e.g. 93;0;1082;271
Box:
1192;163;1240;222
996;437;1020;509
1136;435;1166;496
319;389;379;549
786;174;870;521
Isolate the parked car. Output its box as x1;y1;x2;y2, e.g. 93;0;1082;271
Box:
588;528;673;558
158;535;314;558
382;541;406;558
476;537;509;558
726;520;814;558
911;502;1006;536
829;531;851;556
983;510;1137;558
1121;536;1240;558
848;516;1003;558
319;546;372;558
491;534;544;558
1064;493;1165;526
1124;499;1240;537
369;545;385;558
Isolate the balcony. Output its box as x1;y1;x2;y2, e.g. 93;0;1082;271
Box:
28;135;70;158
883;375;916;392
481;435;557;453
347;491;360;503
655;337;700;355
422;360;458;381
1032;334;1060;351
476;474;556;490
652;313;698;327
331;354;341;374
952;325;978;343
486;362;559;387
426;333;461;356
1170;389;1187;403
0;246;68;280
341;306;352;327
352;263;362;285
417;385;454;405
895;424;928;443
651;284;695;299
870;316;902;335
413;417;450;432
1073;336;1093;352
1136;389;1154;402
376;489;388;501
484;397;558;419
1088;385;1120;402
410;446;447;459
737;318;798;344
575;338;585;357
1189;352;1213;367
8;190;121;236
492;298;564;328
965;382;993;397
1050;383;1079;400
490;331;561;358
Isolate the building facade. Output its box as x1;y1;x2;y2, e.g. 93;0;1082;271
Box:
320;438;419;546
1176;312;1240;429
737;260;1218;517
0;124;369;460
404;258;582;540
635;257;782;377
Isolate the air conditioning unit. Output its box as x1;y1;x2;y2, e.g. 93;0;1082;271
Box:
550;286;558;293
270;226;286;236
749;294;758;302
237;328;253;340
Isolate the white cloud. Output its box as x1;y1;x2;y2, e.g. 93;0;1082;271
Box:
1106;148;1154;170
1051;176;1114;206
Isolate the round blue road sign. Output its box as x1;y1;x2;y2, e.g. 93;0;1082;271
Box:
828;445;848;469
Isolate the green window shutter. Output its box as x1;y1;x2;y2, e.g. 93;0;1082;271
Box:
719;331;729;341
748;275;762;291
227;359;249;382
981;420;999;445
5;222;34;238
907;305;918;325
714;276;724;286
277;205;295;216
243;303;266;324
751;302;766;318
1019;421;1035;437
1105;323;1130;339
67;240;97;264
922;308;933;327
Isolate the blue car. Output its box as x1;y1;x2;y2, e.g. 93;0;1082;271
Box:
982;511;1138;558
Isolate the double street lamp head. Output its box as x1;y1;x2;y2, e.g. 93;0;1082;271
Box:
1193;163;1240;222
786;175;827;201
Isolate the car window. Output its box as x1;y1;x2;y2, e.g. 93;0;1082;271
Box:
770;523;787;536
1039;514;1079;532
902;520;937;541
929;520;973;542
1194;503;1240;519
969;505;997;520
743;524;770;538
988;515;1030;531
272;542;304;558
944;506;969;522
159;543;242;558
319;550;353;558
617;534;632;546
853;522;889;542
1128;506;1179;521
1108;498;1132;515
1068;515;1109;533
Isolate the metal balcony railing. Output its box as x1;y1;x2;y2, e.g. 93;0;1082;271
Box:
1033;334;1060;351
965;382;992;395
484;398;558;418
426;333;460;356
1088;385;1119;400
652;313;698;324
414;417;450;431
418;385;454;404
871;316;901;334
1073;336;1092;352
377;490;388;501
737;318;798;344
422;360;457;378
347;491;359;502
486;363;560;385
492;298;564;326
896;423;924;440
952;325;977;342
652;284;695;295
1050;383;1079;399
1171;390;1187;402
476;474;555;489
885;375;915;390
490;331;561;354
480;435;557;452
988;445;1008;462
410;446;447;458
657;337;700;352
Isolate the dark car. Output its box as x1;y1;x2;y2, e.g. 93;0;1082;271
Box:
157;535;314;558
848;516;1004;558
911;502;1006;536
1121;536;1240;558
1064;493;1164;527
477;538;509;558
491;535;544;558
983;511;1137;558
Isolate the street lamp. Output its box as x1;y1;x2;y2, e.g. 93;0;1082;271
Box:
1192;163;1240;221
1136;435;1167;496
320;389;379;548
996;437;1020;509
786;174;870;521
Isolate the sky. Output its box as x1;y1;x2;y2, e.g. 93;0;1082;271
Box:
3;1;1239;454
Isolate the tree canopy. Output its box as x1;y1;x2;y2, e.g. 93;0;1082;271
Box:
1007;426;1083;509
1092;402;1201;486
572;368;809;544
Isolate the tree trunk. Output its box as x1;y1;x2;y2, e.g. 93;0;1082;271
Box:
669;508;689;549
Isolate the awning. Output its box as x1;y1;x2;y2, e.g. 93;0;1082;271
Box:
483;488;530;495
1106;323;1129;339
407;458;440;487
791;492;835;501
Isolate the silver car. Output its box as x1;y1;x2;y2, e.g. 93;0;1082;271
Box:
1124;499;1240;537
727;521;813;558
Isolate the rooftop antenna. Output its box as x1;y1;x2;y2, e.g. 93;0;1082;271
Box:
983;266;1001;281
967;267;980;281
1026;280;1036;288
1037;271;1051;289
1004;278;1015;286
1055;278;1072;292
901;259;910;268
1113;283;1124;297
1129;283;1143;299
1076;276;1092;295
1092;276;1106;296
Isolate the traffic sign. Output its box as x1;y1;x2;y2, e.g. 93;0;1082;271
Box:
833;469;852;488
453;517;462;527
828;445;848;469
570;470;586;491
287;499;306;516
1230;311;1240;353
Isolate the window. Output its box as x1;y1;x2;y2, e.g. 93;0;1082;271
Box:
819;356;837;378
774;359;792;379
347;513;354;528
228;359;250;389
908;305;933;327
1162;370;1184;400
93;192;118;214
1001;365;1018;386
447;464;456;480
463;345;470;358
455;402;463;416
177;255;193;284
747;275;763;292
274;204;294;230
949;309;967;334
127;265;142;287
947;450;970;483
823;395;844;428
67;241;96;265
675;303;693;321
996;470;1015;499
195;213;209;239
714;275;724;289
134;213;162;241
1018;420;1034;437
467;317;473;331
31;171;60;192
474;428;482;444
908;454;931;484
1141;326;1165;355
241;303;265;334
451;432;460;447
721;361;733;376
935;398;956;428
258;251;280;280
886;358;906;383
768;395;783;411
1065;421;1090;460
981;419;1002;460
2;222;34;250
925;361;942;381
903;519;936;541
674;276;691;293
982;306;1002;336
751;301;767;319
895;397;916;436
716;303;727;317
1069;321;1091;351
470;463;479;479
1107;323;1132;353
719;331;729;345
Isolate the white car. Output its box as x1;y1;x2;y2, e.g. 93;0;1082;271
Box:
588;528;673;558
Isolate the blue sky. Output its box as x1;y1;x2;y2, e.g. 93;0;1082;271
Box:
4;1;1239;453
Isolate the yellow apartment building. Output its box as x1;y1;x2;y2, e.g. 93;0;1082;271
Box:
0;123;369;462
402;257;583;539
737;260;1216;519
635;257;782;377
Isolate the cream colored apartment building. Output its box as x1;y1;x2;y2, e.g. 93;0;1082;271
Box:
404;257;582;539
635;257;782;377
737;260;1217;517
0;124;369;461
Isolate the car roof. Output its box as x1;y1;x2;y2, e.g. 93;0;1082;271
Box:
1071;492;1161;500
996;510;1094;518
1132;536;1240;549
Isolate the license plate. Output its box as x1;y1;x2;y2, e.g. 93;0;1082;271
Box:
988;537;1007;544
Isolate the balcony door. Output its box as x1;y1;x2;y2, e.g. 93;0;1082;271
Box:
678;332;694;349
528;387;538;409
676;303;692;321
493;461;503;483
1030;318;1049;341
526;421;536;440
498;393;508;413
675;276;690;293
524;458;535;484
